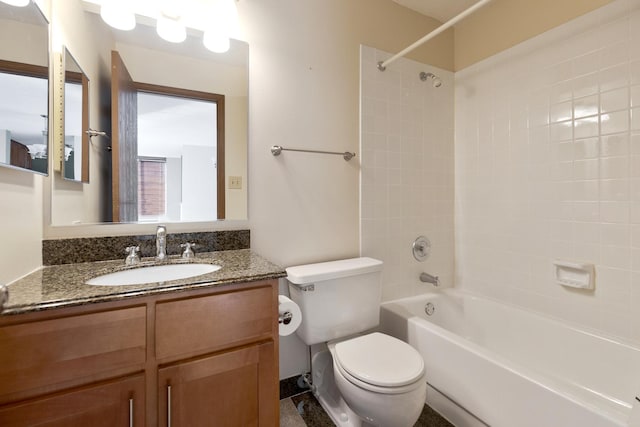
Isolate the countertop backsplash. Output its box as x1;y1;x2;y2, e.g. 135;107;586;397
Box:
42;229;250;265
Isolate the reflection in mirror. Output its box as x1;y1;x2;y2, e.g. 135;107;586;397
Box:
136;89;221;223
63;47;89;182
0;2;49;175
50;3;248;225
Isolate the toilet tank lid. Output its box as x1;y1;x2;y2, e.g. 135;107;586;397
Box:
286;257;383;284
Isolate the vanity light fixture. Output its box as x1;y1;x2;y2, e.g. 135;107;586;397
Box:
0;0;30;6
89;0;240;51
156;11;186;43
100;2;136;31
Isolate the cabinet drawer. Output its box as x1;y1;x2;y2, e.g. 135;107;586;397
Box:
156;286;273;361
0;306;146;403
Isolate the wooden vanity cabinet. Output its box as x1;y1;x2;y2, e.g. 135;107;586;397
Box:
158;342;276;427
0;374;145;427
0;279;279;427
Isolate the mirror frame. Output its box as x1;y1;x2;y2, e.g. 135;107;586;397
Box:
0;0;50;176
62;46;89;183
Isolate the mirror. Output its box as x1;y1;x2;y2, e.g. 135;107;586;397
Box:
50;0;248;225
0;1;49;175
63;47;89;182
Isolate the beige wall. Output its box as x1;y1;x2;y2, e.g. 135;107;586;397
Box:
0;0;48;284
225;96;248;220
454;0;616;70
0;170;43;284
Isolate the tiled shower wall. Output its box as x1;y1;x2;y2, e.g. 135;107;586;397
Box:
455;0;640;343
360;46;454;301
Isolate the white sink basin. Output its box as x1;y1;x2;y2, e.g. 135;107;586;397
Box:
86;263;221;286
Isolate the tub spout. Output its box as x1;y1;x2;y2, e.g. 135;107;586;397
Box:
420;272;440;286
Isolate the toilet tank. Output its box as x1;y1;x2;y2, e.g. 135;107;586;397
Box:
286;257;383;345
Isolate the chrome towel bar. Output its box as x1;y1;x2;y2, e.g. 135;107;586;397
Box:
270;145;355;161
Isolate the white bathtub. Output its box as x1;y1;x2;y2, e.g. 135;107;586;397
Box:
380;289;640;427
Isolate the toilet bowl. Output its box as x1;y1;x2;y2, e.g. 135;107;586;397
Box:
328;332;427;427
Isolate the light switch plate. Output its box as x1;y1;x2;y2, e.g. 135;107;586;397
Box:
229;176;242;189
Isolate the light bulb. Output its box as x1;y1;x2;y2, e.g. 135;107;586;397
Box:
100;3;135;31
0;0;30;6
156;14;186;43
203;30;229;53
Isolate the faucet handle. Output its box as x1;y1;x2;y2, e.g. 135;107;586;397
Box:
180;243;197;259
125;246;141;265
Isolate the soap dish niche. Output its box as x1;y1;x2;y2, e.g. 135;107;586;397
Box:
553;260;595;290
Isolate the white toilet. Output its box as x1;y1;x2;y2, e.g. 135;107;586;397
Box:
287;257;426;427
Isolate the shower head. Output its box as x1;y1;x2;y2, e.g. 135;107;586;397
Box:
419;71;442;88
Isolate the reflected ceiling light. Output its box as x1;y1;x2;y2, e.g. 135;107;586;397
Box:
202;0;237;53
156;11;186;43
203;29;229;53
100;2;136;31
0;0;30;6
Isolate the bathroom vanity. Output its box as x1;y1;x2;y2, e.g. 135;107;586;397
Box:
0;249;286;426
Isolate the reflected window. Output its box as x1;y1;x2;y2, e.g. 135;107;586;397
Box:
138;157;166;220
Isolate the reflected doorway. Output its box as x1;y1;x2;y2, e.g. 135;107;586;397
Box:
137;91;219;222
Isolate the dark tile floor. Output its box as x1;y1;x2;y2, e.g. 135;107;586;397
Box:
281;391;454;427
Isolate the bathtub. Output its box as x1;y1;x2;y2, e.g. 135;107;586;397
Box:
380;289;640;427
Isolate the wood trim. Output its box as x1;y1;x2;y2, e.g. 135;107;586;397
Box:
0;59;48;79
217;94;226;219
110;51;138;222
64;70;83;84
133;81;226;220
111;51;122;222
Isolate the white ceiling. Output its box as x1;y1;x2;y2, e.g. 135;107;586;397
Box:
391;0;481;22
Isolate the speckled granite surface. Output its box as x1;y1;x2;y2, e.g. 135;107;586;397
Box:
42;230;250;265
3;249;285;315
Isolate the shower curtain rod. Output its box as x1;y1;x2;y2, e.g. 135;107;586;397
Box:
377;0;493;71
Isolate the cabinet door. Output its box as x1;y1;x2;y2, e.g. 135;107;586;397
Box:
0;374;145;427
158;342;277;427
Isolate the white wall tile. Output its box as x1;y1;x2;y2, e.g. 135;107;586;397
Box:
455;0;640;344
361;46;454;300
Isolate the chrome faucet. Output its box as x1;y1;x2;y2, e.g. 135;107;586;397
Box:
420;272;440;287
156;225;167;261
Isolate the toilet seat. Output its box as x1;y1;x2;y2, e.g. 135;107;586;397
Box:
329;332;425;394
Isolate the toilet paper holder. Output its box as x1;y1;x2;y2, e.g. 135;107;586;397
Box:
279;311;293;325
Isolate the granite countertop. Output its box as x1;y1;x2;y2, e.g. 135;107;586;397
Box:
2;249;286;315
